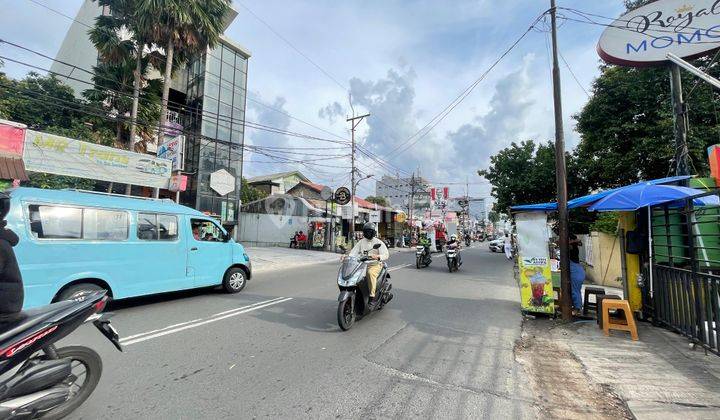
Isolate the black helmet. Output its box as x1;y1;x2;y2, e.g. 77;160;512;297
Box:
362;222;376;240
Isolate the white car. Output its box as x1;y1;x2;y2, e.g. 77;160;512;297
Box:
488;238;504;253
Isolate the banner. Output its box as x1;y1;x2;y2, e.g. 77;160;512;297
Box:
516;212;554;314
157;135;184;171
0;121;25;156
23;130;172;189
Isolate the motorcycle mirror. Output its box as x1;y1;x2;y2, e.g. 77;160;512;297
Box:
373;243;382;249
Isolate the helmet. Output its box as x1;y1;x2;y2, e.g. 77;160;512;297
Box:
362;222;376;240
450;234;457;241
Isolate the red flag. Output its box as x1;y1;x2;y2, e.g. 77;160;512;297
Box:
430;188;436;201
443;187;449;200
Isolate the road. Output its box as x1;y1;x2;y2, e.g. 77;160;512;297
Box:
66;245;536;419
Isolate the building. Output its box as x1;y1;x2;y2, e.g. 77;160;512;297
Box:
247;171;309;195
50;1;250;227
375;174;431;211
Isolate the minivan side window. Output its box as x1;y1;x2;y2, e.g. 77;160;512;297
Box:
191;219;224;242
28;205;128;240
137;213;178;241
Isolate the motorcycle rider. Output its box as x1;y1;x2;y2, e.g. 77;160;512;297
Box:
348;222;389;301
0;192;23;314
446;233;462;266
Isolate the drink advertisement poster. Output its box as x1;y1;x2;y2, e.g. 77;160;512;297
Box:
515;212;554;314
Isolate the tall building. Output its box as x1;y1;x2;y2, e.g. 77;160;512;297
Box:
50;1;250;226
375;174;431;211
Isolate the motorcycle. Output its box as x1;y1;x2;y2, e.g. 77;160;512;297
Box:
0;291;121;419
337;244;393;331
446;243;460;272
415;244;432;269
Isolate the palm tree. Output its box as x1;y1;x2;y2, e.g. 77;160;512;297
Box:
138;0;231;140
89;0;156;150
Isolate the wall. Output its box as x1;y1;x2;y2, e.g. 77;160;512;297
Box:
583;231;623;288
239;213;312;246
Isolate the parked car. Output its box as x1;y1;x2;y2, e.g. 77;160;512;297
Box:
488;238;504;253
7;188;252;309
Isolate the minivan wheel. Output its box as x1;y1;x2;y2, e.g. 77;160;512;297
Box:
223;268;247;293
56;283;107;303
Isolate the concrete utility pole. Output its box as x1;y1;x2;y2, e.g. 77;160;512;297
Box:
347;112;370;245
669;63;690;176
550;0;572;320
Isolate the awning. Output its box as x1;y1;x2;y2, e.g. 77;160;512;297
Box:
0;153;28;181
588;184;719;211
511;175;692;212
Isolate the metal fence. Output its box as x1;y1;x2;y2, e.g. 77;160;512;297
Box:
648;191;720;355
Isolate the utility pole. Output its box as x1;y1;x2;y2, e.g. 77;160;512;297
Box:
347;112;370;245
550;0;572;320
669;63;690;176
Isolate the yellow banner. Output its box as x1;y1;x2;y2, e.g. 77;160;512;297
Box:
519;258;554;314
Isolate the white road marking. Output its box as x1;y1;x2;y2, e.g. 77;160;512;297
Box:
389;263;412;272
119;297;292;346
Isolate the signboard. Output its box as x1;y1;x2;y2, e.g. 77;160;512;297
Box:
209;169;235;196
516;212;554;314
0;120;26;156
369;211;380;223
320;186;333;201
598;0;720;66
341;205;353;220
157;135;184;171
23;130;172;188
169;174;188;192
335;187;351;205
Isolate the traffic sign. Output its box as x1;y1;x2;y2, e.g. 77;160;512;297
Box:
335;187;351;205
320;186;333;201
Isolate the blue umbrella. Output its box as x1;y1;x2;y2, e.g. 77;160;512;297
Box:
588;184;719;212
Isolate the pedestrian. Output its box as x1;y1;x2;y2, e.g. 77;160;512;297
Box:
569;233;585;312
0;192;23;314
503;232;513;260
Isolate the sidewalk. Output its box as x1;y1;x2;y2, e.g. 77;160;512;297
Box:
516;314;720;419
246;246;411;273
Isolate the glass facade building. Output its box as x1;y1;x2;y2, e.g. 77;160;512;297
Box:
182;39;249;226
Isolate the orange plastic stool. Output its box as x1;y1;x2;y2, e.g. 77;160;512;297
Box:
602;300;638;341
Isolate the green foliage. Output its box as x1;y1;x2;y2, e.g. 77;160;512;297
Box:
590;212;619;235
365;196;390;207
624;0;655;11
479;140;586;213
488;211;500;224
574;57;720;190
241;178;267;204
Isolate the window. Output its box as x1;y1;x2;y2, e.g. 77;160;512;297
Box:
29;205;82;239
191;218;224;242
83;209;128;240
137;213;178;241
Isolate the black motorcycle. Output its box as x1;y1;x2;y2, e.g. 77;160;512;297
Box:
0;291;121;419
446;243;460;272
337;244;393;331
415;244;432;269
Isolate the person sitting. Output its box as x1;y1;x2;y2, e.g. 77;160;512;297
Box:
446;234;462;266
0;192;23;314
290;231;299;248
418;232;431;254
296;231;308;248
192;226;201;241
348;222;389;302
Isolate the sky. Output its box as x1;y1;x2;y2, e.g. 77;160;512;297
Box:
0;0;626;207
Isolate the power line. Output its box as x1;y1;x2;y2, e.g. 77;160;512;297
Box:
387;10;550;158
26;0;92;29
558;51;590;98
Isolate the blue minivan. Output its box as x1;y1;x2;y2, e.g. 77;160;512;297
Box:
5;188;252;309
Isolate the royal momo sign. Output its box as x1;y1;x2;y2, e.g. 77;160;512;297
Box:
598;0;720;66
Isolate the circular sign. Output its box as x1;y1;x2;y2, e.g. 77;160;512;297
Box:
335;187;351;205
320;186;333;201
598;0;720;67
394;212;407;223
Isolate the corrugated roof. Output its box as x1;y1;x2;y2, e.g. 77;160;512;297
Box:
0;154;28;181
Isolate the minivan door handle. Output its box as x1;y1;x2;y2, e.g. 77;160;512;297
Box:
190;247;198;251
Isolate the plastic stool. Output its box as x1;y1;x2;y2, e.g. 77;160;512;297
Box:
583;286;606;316
597;295;621;327
602;300;638;341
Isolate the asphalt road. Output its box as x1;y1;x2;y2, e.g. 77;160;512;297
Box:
65;245;536;419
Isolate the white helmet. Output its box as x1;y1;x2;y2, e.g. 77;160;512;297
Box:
450;234;457;241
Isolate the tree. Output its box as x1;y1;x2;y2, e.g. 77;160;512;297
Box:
478;140;586;213
89;0;162;151
574;58;720;190
624;0;656;10
488;211;499;224
241;178;267;204
365;196;390;207
138;0;231;140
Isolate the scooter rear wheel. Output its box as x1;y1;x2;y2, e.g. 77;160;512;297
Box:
337;299;355;331
39;346;102;420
